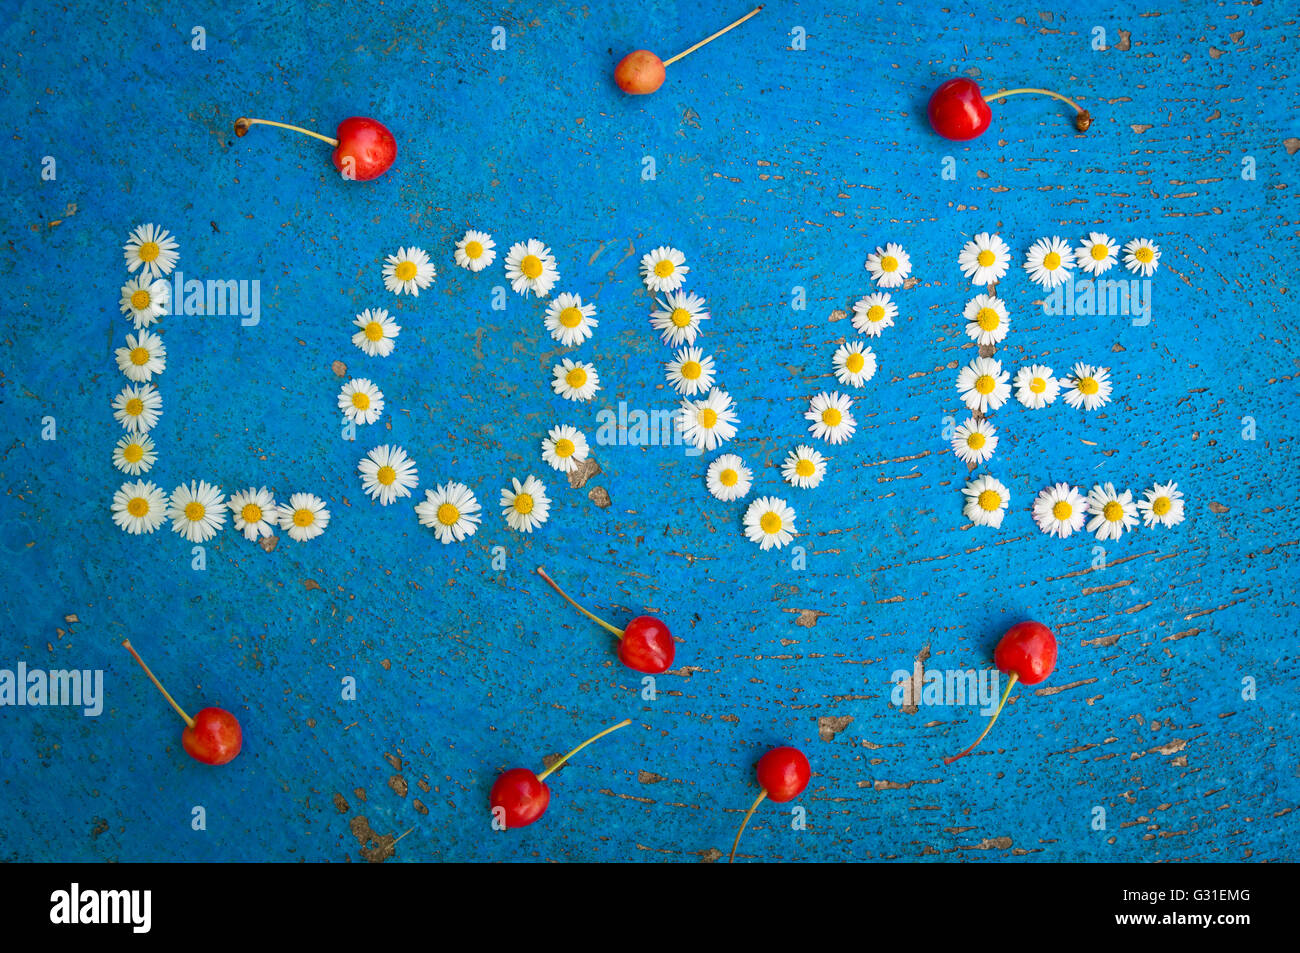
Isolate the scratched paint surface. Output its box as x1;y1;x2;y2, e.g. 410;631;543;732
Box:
0;1;1296;862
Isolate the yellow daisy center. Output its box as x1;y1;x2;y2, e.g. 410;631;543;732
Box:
670;307;692;328
351;391;371;410
1078;377;1099;395
976;249;995;267
698;408;719;428
760;511;782;534
241;503;263;524
184;501;206;522
565;367;588;389
867;304;885;322
129;347;150;366
822;407;842;427
1043;251;1062;270
364;321;384;341
720;468;739;487
1052;500;1073;520
1030;377;1047;394
654;259;675;277
796;458;816;477
559;306;584;328
125;397;144;416
1152;496;1171;516
376;465;397;486
1135;246;1154;263
521;255;543;279
977;490;1001;512
974;375;995;396
127;497;148;517
1090;244;1109;261
437;502;460;525
394;261;417;281
880;255;898;272
1103;501;1124;522
976;307;1000;331
137;241;160;262
681;360;702;380
513;493;535;515
293;508;315;527
967;432;986;450
845;352;865;373
464;240;483;259
122;442;144;463
130;289;151;310
554;438;576;458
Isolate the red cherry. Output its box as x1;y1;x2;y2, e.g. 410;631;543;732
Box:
614;5;764;97
927;78;1092;141
122;640;242;766
233;114;396;181
730;746;810;862
944;620;1057;765
535;567;675;674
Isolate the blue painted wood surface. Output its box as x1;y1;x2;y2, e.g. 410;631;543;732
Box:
0;0;1296;862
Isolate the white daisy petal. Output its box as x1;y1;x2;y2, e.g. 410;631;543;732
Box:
504;239;559;298
416;481;482;543
111;480;168;535
115;329;167;382
382;246;436;296
1137;480;1185;529
1062;362;1113;411
805;391;856;444
541;424;590;473
113;383;163;433
119;276;171;330
123;223;179;280
650;291;710;347
454;230;497;272
832;341;877;387
1013;364;1060;410
1074;232;1118;276
951;417;998;466
1085;483;1138;541
1024;236;1075;289
543;292;599;347
278;492;331;542
227;487;280;542
113;432;157;475
500;475;551;533
351;308;401;358
167;480;226;543
705;453;752;501
743;496;797;550
358;444;419;505
961;474;1010;529
677;388;739;452
1032;483;1089;538
1123;237;1161;277
851;292;897;338
551;358;601;402
781;445;828;489
957;232;1011;286
955;357;1011;414
640;245;689;293
665;346;717;396
865;242;911;289
338;377;385;425
963;294;1010;347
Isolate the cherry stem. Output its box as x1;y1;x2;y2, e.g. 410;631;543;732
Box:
233;117;339;147
982;88;1092;131
534;566;625;639
663;4;764;67
536;718;633;782
121;640;194;729
728;789;769;863
944;672;1018;766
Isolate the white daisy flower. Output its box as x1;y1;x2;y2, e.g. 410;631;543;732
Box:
865;243;911;289
112;432;157;476
832;341;877;387
781;445;828;489
114;329;167;382
1013;364;1060;410
112;382;162;433
543;292;598;347
961;474;1011;529
705;453;752;502
416;481;482;544
358;444;419;505
1024;236;1074;288
504;239;560;298
1074;232;1119;276
1062;363;1113;412
963;294;1010;347
338;378;385;425
1086;483;1138;541
677;387;739;452
1123;237;1161;277
501;475;550;533
227;487;280;542
851;292;897;338
956;357;1011;414
167;480;226;543
958;232;1011;286
650;290;710;346
351;308;401;358
111;480;167;535
805;391;856;444
551;358;601;402
743;496;797;551
665;346;717;396
382;246;436;296
1032;483;1088;539
541;424;590;473
454;230;497;272
951;417;998;466
123;223;179;279
279;492;331;542
639;245;689;293
1137;481;1185;529
119;276;171;329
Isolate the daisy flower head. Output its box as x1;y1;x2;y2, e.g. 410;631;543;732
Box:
454;230;497;272
743;496;797;551
677;387;739;452
111;480;167;535
1062;363;1113;411
115;329;167;383
1137;481;1185;529
543;292;598;347
951;417;998;466
865;243;911;289
705;453;752;502
541;424;590;473
1074;232;1118;276
1086;483;1138;541
639;245;689;293
832;341;877;387
1031;483;1088;538
351;308;401;358
227;487;279;542
1013;364;1060;410
279;492;331;542
505;239;560;298
112;432;157;475
956;357;1011;414
781;445;828;489
1123;237;1161;277
805;391;856;444
123;223;179;279
958;232;1011;286
961;474;1011;529
382;246;436;296
119;276;171;329
358;444;419;505
416;481;482;544
650;290;710;347
338;378;385;425
1024;236;1074;289
963;294;1010;347
167;480;226;543
851;292;897;338
551;358;601;402
665;346;717;396
501;475;550;533
112;382;162;433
